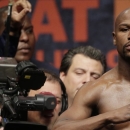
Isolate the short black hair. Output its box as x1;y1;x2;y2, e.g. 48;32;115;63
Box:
59;46;106;74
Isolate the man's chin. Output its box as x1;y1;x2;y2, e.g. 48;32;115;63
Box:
15;56;31;62
43;115;53;119
41;112;54;119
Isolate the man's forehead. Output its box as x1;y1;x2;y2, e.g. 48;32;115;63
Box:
69;54;87;68
71;54;97;66
22;16;32;27
38;81;63;97
115;8;130;27
68;54;103;73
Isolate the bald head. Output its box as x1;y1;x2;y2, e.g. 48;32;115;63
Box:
112;7;130;60
115;8;130;31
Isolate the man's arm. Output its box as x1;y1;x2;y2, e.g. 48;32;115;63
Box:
52;81;130;130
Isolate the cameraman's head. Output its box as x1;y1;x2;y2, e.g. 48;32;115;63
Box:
28;69;67;130
0;6;35;62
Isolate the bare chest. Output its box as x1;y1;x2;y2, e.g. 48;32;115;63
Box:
98;84;130;130
98;84;130;113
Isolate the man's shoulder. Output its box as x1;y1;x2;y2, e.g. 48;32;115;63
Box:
82;68;116;93
73;68;117;108
89;67;118;93
99;67;117;82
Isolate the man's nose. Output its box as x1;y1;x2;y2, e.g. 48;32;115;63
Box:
19;31;29;43
82;74;91;84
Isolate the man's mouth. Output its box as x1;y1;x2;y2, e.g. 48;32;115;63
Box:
125;42;130;47
43;114;54;118
125;45;130;51
18;48;31;53
41;110;54;118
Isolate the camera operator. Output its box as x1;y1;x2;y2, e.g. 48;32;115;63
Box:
28;69;67;130
0;1;68;129
0;69;67;130
0;0;33;122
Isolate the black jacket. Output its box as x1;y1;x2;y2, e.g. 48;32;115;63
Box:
0;30;18;57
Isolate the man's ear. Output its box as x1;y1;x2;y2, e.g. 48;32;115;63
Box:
112;31;116;46
60;72;66;81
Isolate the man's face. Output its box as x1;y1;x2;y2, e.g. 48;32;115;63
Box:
15;16;35;62
113;10;130;60
60;54;104;105
28;80;62;129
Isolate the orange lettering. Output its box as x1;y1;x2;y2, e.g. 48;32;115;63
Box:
36;50;44;62
0;0;8;8
62;0;99;42
32;0;67;42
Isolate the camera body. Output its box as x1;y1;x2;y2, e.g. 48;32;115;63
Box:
0;57;17;84
0;58;56;130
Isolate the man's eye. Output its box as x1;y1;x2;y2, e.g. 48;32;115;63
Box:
75;72;83;75
92;74;100;80
120;28;128;32
26;28;33;34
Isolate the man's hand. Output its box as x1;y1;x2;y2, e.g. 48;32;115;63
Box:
108;104;130;124
10;0;32;27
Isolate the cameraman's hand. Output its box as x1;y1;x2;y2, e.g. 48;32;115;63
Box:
10;0;32;28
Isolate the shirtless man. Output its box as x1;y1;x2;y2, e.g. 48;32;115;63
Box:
52;8;130;130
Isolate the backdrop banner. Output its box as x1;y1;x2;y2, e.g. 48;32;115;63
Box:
1;0;128;74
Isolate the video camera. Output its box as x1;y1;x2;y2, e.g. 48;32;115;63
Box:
0;58;57;130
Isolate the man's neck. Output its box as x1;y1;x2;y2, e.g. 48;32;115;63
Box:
118;56;130;80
